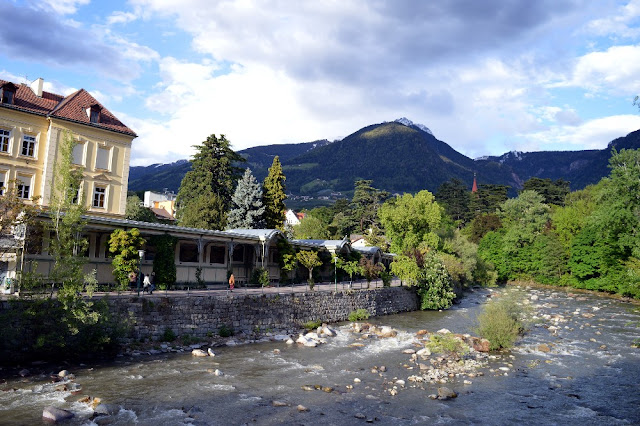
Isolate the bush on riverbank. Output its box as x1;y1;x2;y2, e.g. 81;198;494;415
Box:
348;309;370;321
0;298;125;364
475;293;525;350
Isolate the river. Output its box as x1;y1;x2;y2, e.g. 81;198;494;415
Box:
1;285;639;425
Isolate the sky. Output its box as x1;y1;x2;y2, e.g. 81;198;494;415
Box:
1;0;640;166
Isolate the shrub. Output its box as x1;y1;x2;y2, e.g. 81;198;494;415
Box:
380;270;392;287
219;324;235;337
348;308;370;322
475;293;525;350
250;267;270;287
161;327;177;342
303;320;322;330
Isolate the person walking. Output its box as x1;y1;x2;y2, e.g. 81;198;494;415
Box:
229;273;235;292
143;274;152;294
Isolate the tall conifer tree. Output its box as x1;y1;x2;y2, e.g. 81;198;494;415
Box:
263;156;287;230
176;134;244;230
228;168;265;229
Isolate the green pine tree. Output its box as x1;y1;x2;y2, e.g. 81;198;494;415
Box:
228;168;265;229
263;156;287;230
176;134;245;230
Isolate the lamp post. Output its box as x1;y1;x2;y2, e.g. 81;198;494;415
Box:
334;255;337;293
137;249;145;296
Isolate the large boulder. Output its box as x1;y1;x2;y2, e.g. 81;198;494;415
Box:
471;338;491;352
191;349;208;357
437;387;457;400
43;406;74;422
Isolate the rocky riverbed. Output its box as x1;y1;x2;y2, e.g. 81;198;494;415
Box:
1;285;638;425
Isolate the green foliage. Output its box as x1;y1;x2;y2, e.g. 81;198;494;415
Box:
161;327;177;342
426;334;468;356
436;178;471;224
469;184;509;216
250;267;270;287
228;168;265;229
151;234;177;289
263;156;287;230
359;257;384;288
293;213;330;239
337;257;362;284
303;320;322;330
0;298;125;363
378;190;442;253
219;324;235;337
522;177;570;206
475;293;525;350
195;266;205;287
390;253;422;286
125;195;158;223
176;134;244;229
380;270;392;287
350;179;389;233
348;308;370;321
277;239;297;282
466;213;502;244
296;250;322;287
109;228;146;290
416;252;456;310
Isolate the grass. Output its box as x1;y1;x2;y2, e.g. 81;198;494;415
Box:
348;309;370;322
303;320;322;331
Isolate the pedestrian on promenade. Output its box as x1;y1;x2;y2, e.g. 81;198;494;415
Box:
229;273;235;292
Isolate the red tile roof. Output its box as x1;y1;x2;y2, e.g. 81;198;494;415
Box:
0;79;136;137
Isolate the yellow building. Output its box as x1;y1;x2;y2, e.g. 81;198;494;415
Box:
0;78;136;217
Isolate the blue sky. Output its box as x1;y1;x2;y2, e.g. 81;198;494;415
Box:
2;0;640;166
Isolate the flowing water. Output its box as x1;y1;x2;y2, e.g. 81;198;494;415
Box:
1;286;639;425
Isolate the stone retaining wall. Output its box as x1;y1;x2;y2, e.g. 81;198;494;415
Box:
109;287;419;341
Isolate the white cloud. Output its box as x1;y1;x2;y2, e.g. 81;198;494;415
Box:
518;114;640;152
583;0;640;39
107;11;138;25
560;45;640;95
37;0;90;15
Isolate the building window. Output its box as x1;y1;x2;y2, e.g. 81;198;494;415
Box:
21;135;36;157
17;175;31;199
0;129;10;153
92;185;106;208
90;109;99;123
179;242;199;263
95;146;111;170
69;184;81;204
72;143;85;165
0;171;6;196
1;85;15;104
209;246;226;264
232;245;245;263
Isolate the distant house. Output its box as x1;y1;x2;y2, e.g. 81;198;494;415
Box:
350;234;368;248
284;209;305;227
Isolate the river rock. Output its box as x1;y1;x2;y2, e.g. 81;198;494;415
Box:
471;338;490;353
18;369;30;377
417;348;431;357
213;369;224;376
297;404;309;412
58;370;71;378
207;348;216;357
43;406;74;422
191;349;208;357
416;329;429;336
402;349;416;354
93;403;119;416
355;413;366;419
301;385;315;391
272;400;289;407
376;326;397;338
320;325;337;337
437;328;452;334
286;338;294;344
437;387;457;400
538;344;551;353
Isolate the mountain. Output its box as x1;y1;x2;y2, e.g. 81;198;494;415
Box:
127;121;640;199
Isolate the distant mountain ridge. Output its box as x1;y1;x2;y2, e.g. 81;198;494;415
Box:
128;120;640;198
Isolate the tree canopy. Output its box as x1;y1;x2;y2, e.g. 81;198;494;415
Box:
263;156;287;230
227;168;265;229
176;134;244;230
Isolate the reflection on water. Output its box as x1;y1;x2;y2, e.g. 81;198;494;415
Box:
1;286;639;425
